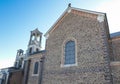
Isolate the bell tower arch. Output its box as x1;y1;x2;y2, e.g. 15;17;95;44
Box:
27;28;42;55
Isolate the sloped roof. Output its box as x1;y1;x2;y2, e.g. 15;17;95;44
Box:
110;32;120;38
44;6;106;38
31;28;42;35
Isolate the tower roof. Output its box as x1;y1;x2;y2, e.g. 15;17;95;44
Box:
31;28;42;35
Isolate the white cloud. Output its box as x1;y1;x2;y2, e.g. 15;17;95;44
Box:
0;58;14;69
95;0;120;33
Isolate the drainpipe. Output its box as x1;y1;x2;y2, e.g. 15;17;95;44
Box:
38;56;45;84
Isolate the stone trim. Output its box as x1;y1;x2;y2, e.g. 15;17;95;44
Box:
110;61;120;66
110;36;120;41
67;8;71;13
61;37;77;67
45;34;49;39
97;14;105;22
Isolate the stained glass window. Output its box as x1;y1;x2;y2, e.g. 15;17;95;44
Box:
34;62;39;74
64;40;75;65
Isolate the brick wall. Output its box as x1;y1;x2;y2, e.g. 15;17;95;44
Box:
27;53;44;84
9;70;23;84
111;62;120;84
43;11;112;84
110;37;120;83
111;37;120;61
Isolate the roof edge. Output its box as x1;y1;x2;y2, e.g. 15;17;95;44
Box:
44;6;70;38
44;6;106;38
71;7;105;15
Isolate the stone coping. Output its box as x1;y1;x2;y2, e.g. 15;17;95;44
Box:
110;61;120;66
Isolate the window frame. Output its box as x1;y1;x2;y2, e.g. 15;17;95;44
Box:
32;61;39;76
64;40;75;65
61;37;77;67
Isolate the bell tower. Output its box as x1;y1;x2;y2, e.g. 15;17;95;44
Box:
27;28;42;55
14;49;24;69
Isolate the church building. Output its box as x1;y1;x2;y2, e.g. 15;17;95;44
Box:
0;4;120;84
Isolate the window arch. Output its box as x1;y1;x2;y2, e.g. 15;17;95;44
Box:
64;40;75;65
33;62;39;74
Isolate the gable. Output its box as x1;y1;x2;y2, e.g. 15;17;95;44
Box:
44;6;106;38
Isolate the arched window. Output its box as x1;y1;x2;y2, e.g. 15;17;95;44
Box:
32;35;35;40
64;40;75;65
33;62;39;74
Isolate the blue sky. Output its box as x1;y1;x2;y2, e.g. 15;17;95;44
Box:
0;0;120;69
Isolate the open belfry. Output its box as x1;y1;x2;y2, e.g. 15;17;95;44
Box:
0;4;120;84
